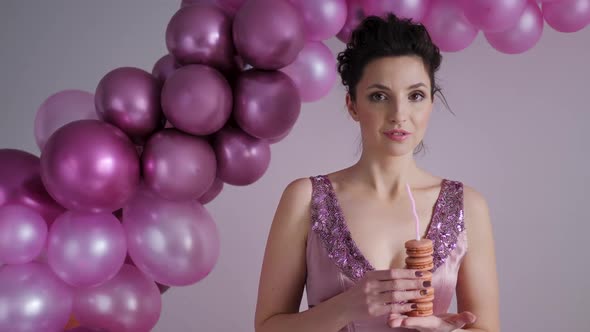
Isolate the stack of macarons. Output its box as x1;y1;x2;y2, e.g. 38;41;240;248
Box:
404;238;435;317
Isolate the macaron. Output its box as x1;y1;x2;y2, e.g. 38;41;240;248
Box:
405;239;434;257
405;256;434;271
407;301;434;317
412;287;435;303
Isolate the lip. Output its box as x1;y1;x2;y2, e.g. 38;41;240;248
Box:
384;129;412;142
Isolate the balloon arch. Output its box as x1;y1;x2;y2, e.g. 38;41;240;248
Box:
0;0;588;331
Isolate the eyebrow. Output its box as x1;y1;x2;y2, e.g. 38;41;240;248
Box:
366;82;428;90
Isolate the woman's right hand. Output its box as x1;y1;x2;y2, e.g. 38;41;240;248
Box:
338;268;433;322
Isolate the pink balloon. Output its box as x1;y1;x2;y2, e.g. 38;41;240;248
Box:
213;126;271;186
181;0;246;16
543;0;590;32
34;90;98;151
281;41;337;102
161;65;232;136
0;149;65;225
67;328;106;332
423;0;479;52
166;4;235;72
266;127;292;144
0;205;47;265
485;1;544;54
0;262;73;332
198;177;224;204
337;0;366;43
152;54;181;83
95;67;163;142
461;0;528;32
40;120;140;213
234;70;301;139
142;129;217;201
362;0;432;22
47;211;126;288
289;0;348;41
123;187;220;286
73;264;161;332
233;0;305;69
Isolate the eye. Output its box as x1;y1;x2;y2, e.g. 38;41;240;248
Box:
370;92;388;102
410;91;426;102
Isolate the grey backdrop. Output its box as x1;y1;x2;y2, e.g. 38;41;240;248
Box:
1;1;589;331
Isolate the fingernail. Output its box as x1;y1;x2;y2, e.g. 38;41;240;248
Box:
420;289;428;295
411;304;418;309
422;281;431;287
415;271;424;277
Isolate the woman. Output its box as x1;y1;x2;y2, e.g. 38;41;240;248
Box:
255;14;499;332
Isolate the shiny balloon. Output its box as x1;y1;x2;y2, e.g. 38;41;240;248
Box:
123;187;220;286
542;0;590;33
162;64;232;135
0;205;47;265
95;67;163;142
67;327;106;332
181;0;246;16
40;120;140;213
0;262;73;332
213;126;271;186
73;264;161;332
281;41;337;102
461;0;528;32
34;90;99;151
423;0;479;52
47;211;127;288
266;127;292;144
0;149;65;225
337;0;367;43
362;0;432;22
166;4;235;72
152;54;181;83
485;1;544;54
142;129;217;201
289;0;348;41
234;70;301;139
233;0;305;69
198;177;224;204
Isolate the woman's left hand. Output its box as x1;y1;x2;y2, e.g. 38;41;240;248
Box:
388;311;477;331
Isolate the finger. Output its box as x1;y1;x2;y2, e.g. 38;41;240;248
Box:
388;316;407;328
391;287;434;302
401;316;439;329
445;311;477;328
386;301;417;315
370;302;397;318
369;268;432;281
376;278;431;292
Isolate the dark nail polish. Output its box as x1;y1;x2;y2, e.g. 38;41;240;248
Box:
411;304;418;309
422;281;431;287
415;271;424;277
420;289;428;296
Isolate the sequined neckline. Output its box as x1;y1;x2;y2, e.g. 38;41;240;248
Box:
310;175;466;282
323;175;446;272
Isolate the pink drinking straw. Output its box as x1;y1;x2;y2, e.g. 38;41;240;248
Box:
405;184;421;240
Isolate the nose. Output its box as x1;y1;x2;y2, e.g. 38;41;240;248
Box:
387;100;408;125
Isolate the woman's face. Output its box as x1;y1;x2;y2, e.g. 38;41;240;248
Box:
347;55;434;157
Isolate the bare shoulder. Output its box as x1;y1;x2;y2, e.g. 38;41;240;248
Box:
282;177;313;204
273;177;314;241
462;184;490;218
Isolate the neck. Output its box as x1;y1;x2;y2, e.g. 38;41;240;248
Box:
348;149;420;200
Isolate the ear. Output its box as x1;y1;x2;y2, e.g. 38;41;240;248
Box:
346;93;359;122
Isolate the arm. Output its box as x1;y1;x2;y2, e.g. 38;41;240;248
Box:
254;178;351;332
456;186;501;332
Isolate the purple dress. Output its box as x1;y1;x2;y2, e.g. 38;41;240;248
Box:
305;175;467;331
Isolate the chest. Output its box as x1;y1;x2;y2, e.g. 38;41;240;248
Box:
337;193;439;271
